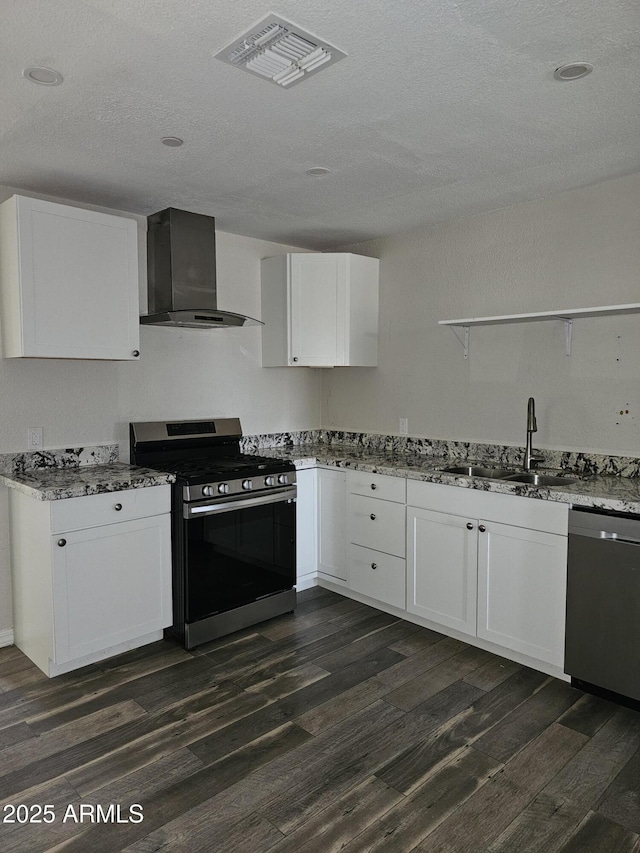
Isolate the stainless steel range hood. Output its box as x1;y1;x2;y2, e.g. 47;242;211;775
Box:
140;207;263;329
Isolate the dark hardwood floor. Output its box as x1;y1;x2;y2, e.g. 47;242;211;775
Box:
1;586;640;852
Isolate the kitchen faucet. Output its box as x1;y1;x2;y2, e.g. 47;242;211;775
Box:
524;397;544;471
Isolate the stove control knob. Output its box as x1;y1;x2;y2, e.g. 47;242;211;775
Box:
218;483;230;495
265;476;276;487
202;485;214;497
277;474;289;485
242;479;253;490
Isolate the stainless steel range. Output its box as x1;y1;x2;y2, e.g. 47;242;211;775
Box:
130;418;296;648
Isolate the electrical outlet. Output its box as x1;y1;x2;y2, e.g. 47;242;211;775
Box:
399;418;408;435
27;427;43;450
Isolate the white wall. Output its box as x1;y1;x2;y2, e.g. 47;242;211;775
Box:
0;186;321;633
324;173;640;456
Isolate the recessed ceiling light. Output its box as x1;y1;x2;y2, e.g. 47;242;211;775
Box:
23;66;63;86
306;166;331;177
161;136;184;147
553;62;593;81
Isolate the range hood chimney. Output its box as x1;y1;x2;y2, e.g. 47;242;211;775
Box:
140;207;263;329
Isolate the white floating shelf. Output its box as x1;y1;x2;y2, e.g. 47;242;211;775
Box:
438;303;640;358
439;303;640;327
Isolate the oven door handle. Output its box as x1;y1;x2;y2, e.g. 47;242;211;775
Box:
184;486;297;518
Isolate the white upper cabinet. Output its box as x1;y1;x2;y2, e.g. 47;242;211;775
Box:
0;195;140;360
261;252;379;367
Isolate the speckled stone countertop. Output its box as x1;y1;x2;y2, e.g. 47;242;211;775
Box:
2;439;638;512
0;463;175;501
260;444;640;515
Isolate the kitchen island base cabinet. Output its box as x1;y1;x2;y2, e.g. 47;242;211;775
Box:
9;485;171;677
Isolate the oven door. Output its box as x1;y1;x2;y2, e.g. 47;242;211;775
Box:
182;486;296;623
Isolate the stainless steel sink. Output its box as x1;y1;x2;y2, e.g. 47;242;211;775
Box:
441;465;516;479
504;472;578;486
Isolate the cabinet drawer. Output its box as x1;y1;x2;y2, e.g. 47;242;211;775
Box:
349;544;406;609
51;485;171;533
349;494;405;557
348;470;406;503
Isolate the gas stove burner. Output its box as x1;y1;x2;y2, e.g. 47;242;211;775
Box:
129;417;296;492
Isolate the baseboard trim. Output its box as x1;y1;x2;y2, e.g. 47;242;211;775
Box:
0;629;15;648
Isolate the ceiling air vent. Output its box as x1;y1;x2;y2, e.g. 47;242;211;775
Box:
214;14;346;88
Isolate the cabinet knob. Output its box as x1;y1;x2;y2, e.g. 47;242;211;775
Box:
292;357;299;363
114;503;123;511
132;350;140;358
479;524;487;533
370;483;377;490
466;522;474;530
57;538;66;547
371;563;377;570
370;513;376;521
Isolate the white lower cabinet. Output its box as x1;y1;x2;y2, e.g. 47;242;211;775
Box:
317;467;347;581
348;544;406;609
347;471;406;608
406;507;477;636
295;468;317;587
406;480;568;668
476;521;567;665
10;485;172;676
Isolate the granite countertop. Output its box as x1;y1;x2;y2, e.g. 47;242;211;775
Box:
260;444;640;515
0;462;175;501
2;442;638;513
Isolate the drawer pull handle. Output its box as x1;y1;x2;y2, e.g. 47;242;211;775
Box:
479;524;487;533
370;513;376;521
114;503;123;511
371;562;377;570
58;538;66;547
370;483;377;490
132;350;140;358
466;522;474;530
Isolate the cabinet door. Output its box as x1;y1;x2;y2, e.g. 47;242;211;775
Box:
9;196;140;360
407;506;477;636
289;254;344;366
317;468;347;580
295;468;317;583
51;515;171;664
477;521;567;666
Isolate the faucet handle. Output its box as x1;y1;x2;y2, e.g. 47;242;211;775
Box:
529;454;545;469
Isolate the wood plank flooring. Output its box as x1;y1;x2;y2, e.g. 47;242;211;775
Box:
0;586;640;852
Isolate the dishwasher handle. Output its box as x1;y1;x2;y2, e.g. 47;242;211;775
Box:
569;508;640;544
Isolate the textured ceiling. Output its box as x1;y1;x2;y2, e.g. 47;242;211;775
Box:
2;0;639;249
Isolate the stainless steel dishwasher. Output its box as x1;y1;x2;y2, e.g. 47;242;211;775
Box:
565;507;640;706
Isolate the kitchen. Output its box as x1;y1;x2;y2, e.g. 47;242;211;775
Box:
1;0;640;850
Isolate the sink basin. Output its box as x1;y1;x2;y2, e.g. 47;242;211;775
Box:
504;473;578;486
441;465;516;479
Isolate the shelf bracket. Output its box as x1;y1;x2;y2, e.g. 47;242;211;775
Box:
558;317;572;356
450;325;469;358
